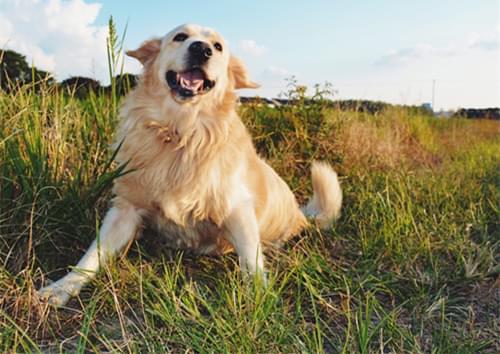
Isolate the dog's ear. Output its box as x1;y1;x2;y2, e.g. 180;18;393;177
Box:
229;56;259;89
126;38;161;66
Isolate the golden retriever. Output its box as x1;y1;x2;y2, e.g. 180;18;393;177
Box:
38;24;342;306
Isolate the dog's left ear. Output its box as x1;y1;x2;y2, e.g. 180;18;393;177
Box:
229;56;260;89
126;38;161;66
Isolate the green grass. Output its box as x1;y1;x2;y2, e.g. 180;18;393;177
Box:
0;81;499;353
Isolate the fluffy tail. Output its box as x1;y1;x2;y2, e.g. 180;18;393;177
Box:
302;161;342;229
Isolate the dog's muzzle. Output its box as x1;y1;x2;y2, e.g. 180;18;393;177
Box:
166;68;215;99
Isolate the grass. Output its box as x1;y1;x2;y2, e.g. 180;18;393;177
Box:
0;80;499;353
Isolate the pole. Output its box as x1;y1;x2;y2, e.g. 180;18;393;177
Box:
432;79;436;111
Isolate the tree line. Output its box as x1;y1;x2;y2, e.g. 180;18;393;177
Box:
0;49;137;97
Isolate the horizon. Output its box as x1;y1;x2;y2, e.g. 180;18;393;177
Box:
0;0;498;110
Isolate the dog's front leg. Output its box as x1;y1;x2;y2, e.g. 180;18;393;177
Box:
225;203;265;280
38;204;142;306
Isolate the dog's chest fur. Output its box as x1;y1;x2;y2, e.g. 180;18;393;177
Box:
110;107;252;253
115;124;230;217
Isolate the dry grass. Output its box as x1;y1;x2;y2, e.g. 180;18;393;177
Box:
335;109;500;171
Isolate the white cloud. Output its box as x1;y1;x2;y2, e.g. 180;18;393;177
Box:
240;65;294;98
467;28;500;51
0;0;140;83
239;39;267;57
263;65;290;78
376;43;458;66
376;27;500;66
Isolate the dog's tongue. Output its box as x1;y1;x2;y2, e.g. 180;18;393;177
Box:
179;70;204;91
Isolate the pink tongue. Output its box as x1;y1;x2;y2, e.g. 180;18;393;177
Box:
178;70;204;91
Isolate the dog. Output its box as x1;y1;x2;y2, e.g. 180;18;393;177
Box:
38;24;342;306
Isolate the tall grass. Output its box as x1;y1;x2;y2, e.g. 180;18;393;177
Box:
0;34;499;354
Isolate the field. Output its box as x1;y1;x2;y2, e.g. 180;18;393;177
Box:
0;82;499;353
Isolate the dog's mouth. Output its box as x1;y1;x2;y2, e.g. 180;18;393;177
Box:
166;68;215;99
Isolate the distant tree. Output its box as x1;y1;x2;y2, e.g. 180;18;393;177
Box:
108;73;138;96
0;49;54;91
454;108;500;120
0;49;30;90
60;76;101;98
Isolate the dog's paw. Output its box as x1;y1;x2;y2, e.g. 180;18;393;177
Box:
37;278;79;307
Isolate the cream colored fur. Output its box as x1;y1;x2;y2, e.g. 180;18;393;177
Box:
38;24;342;306
303;162;343;228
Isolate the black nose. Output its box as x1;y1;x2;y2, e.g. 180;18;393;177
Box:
188;41;212;63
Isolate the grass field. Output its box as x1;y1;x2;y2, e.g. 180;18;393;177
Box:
0;81;499;353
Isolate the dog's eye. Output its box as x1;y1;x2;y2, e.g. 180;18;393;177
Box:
173;33;188;42
214;42;223;52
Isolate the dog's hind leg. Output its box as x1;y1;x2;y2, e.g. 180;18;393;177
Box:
225;203;266;282
38;203;142;306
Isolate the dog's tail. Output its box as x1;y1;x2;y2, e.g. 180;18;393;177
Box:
302;161;342;229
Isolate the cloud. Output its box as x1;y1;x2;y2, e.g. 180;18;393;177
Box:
470;39;499;51
376;43;458;66
239;39;267;57
467;28;500;51
376;27;499;66
249;66;294;97
262;65;290;78
0;0;140;83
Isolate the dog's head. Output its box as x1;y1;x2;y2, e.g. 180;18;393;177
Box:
126;24;258;107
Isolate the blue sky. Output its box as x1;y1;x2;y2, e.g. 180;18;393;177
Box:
1;0;498;109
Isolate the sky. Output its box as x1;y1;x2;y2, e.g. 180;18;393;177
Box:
0;0;499;110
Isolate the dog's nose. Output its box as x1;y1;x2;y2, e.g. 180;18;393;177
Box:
189;41;212;63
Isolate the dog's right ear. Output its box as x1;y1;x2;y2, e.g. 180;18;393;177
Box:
229;56;260;90
126;38;161;66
